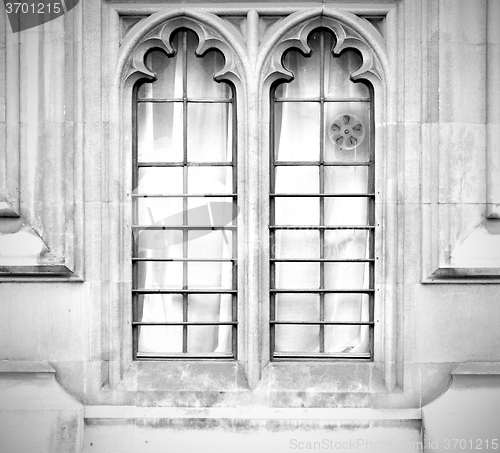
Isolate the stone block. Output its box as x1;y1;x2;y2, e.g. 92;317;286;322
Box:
0;361;83;453
422;363;500;452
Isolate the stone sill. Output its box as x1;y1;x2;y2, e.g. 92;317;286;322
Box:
452;362;500;376
0;360;55;374
84;406;421;421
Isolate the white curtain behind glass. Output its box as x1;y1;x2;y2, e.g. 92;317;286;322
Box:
135;33;233;354
274;32;370;354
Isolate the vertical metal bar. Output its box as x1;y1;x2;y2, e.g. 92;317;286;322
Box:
368;98;375;359
319;32;325;353
132;84;139;359
182;31;189;353
231;95;238;359
270;90;277;359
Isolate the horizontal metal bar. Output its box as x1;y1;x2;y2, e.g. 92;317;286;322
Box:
137;98;233;103
136;352;235;359
272;352;371;360
132;225;236;230
271;193;375;198
132;193;236;198
138;162;234;167
274;97;370;103
269;225;375;230
133;321;237;326
270;321;374;326
133;258;236;262
274;161;372;167
270;258;374;263
133;289;237;294
270;289;374;293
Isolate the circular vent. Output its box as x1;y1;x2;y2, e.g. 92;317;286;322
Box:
328;114;365;150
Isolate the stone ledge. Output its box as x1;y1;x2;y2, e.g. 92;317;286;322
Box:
452;362;500;375
0;360;55;374
85;406;422;421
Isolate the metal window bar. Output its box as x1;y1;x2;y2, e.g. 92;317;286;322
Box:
270;30;375;360
132;30;237;360
137;162;234;167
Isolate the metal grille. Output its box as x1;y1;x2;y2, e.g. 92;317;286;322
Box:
270;30;375;360
132;30;237;359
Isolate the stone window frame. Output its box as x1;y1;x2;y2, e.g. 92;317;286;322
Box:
98;2;401;399
0;9;83;280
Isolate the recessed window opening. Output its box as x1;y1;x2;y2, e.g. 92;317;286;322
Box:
132;29;237;359
270;29;375;360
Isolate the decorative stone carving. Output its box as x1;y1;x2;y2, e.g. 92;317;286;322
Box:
260;14;384;88
121;15;244;88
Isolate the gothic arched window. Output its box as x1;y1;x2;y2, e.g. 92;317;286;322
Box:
269;29;375;359
132;29;237;359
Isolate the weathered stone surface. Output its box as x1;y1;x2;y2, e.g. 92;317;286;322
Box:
0;361;84;453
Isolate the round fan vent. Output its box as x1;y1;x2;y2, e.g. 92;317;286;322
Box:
328;114;365;150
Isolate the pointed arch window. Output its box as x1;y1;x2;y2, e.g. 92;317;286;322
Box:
132;29;237;359
269;29;375;359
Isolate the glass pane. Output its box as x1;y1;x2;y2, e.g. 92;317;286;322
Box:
324;262;370;289
274;262;320;289
137;293;184;322
324;166;369;194
133;230;184;258
187;167;233;194
324;230;371;260
273;230;319;259
275;32;321;99
324;197;369;226
274;167;319;193
188;294;233;322
187;262;233;289
274;293;319;321
137;102;184;163
324;50;370;99
187;231;233;259
136;198;183;226
186;198;236;226
186;31;230;99
274;102;320;161
137;168;183;194
137;325;183;354
324;102;370;162
324;293;369;322
187;326;232;354
324;325;369;353
187;103;232;162
274;325;319;353
138;48;181;100
135;262;183;289
274;197;319;225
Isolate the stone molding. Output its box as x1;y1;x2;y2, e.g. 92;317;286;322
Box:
421;0;500;283
98;2;402;399
0;6;84;280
